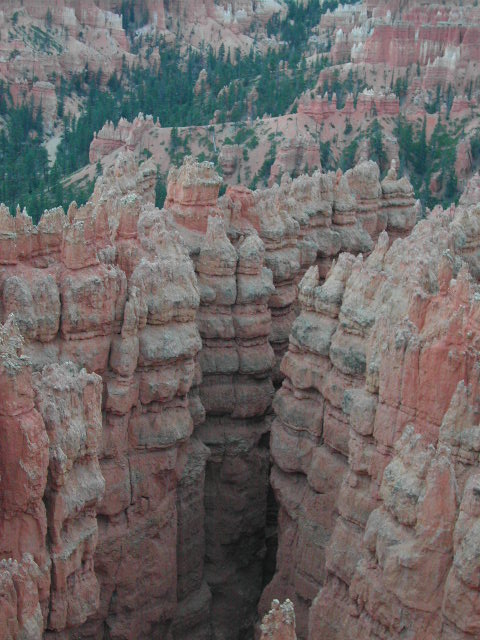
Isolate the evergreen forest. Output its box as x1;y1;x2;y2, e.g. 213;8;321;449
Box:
0;0;467;222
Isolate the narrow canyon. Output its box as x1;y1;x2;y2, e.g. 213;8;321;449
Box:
1;148;479;640
1;1;480;639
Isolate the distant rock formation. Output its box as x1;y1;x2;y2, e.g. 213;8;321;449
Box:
0;0;285;128
298;90;400;124
89;114;158;163
269;133;321;186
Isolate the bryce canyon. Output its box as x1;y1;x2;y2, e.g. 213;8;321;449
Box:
1;1;480;639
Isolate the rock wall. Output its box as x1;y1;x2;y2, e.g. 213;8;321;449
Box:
0;152;202;639
89;114;157;164
297;91;400;125
0;315;50;639
268;134;321;187
160;154;414;640
262;195;480;639
0;313;104;638
0;149;447;640
35;362;105;636
163;157;276;640
221;158;415;379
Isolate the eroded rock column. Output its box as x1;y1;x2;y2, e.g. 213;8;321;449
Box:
0;316;50;638
165;157;276;640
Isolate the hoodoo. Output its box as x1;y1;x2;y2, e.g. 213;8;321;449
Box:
1;0;480;639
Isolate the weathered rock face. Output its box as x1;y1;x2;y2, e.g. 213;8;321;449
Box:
0;152;203;639
89;114;158;164
297;91;400;126
34;362;105;635
165;156;224;233
278;168;371;282
259;253;357;638
0;315;50;639
3;146;473;640
268;134;321;187
164;158;276;640
218;144;241;179
0;314;105;638
260;599;297;640
262;197;480;639
219;159;415;383
380;160;417;242
221;183;302;384
459;170;480;207
172;437;211;640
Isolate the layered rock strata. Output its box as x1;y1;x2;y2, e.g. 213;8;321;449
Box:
259;253;358;638
263;198;480;639
36;363;105;636
0;153;203;639
221;183;302;384
0;314;105;639
221;159;416;382
0;149;426;640
268;134;321;187
380;160;417;243
164;157;276;640
0;316;50;639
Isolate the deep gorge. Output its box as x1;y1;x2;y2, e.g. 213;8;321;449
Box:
3;0;480;637
0;151;420;639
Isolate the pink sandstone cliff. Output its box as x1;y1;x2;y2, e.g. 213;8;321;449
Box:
0;313;104;638
0;151;298;639
0;149;463;640
162;154;415;638
0;152;203;639
89;115;158;164
268;134;321;187
261;192;480;638
163;156;276;639
298;91;400;126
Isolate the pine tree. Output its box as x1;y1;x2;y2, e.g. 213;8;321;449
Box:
415;117;427;175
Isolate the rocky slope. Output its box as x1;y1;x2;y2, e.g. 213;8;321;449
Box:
0;0;284;102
